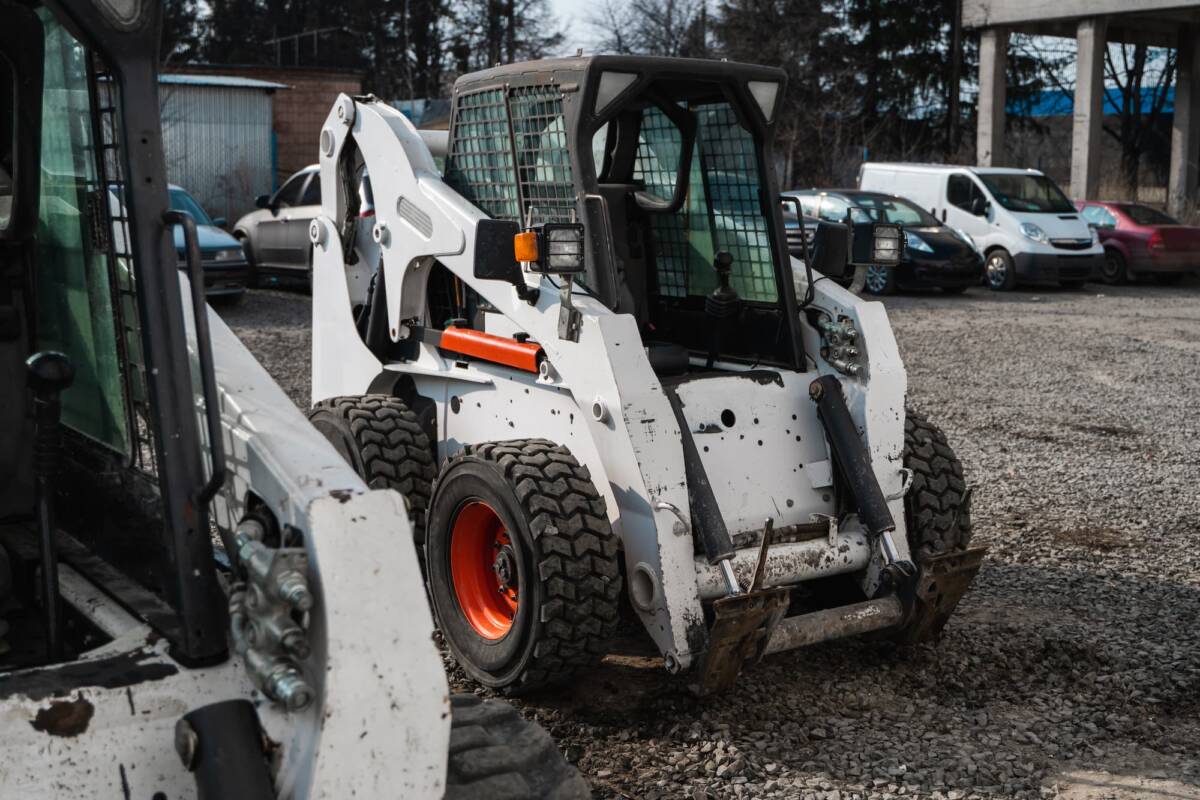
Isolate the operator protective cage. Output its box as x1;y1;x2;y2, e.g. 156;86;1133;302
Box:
443;55;808;370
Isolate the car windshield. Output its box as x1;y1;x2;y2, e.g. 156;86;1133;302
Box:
1119;204;1177;226
847;194;939;226
168;187;214;226
977;173;1074;213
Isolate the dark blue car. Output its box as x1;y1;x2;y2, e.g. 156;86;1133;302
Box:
168;185;249;300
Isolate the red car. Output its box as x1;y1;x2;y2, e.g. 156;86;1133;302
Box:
1076;201;1200;284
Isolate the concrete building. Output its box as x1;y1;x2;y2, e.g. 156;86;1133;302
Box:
964;0;1200;216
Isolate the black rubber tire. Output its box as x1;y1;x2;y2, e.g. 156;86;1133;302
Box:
308;395;435;541
1101;248;1127;284
446;694;589;799
902;411;972;559
427;439;621;693
235;232;259;289
984;248;1016;291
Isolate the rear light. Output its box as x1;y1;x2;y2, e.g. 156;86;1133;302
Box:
1149;231;1165;250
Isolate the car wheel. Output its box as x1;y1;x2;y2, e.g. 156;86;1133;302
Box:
236;233;258;289
864;265;896;295
984;249;1016;291
1101;249;1127;284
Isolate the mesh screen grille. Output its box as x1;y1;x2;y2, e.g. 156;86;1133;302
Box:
510;86;575;224
444;89;521;221
697;105;776;303
636;107;690;297
640;103;778;303
445;86;576;224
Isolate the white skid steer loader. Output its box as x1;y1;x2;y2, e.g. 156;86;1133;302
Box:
0;1;585;797
309;56;985;695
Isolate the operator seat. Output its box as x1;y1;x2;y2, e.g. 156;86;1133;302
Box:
644;341;689;376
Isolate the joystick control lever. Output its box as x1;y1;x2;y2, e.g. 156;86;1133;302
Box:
705;251;740;368
26;351;74;661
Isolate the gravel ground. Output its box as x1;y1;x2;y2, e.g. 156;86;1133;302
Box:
222;278;1200;800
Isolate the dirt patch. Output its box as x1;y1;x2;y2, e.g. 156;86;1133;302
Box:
30;696;94;737
1053;527;1132;551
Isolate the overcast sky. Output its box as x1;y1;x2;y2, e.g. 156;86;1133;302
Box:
548;0;596;53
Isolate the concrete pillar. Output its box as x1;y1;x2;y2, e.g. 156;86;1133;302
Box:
1169;25;1200;218
976;27;1008;166
1070;18;1107;201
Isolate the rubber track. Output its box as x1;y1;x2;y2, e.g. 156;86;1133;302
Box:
903;411;972;559
313;395;435;536
466;439;621;690
446;694;589;799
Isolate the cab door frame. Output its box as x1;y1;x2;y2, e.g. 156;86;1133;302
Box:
39;0;226;664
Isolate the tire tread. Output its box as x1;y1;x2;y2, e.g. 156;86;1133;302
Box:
445;693;589;800
309;395;435;537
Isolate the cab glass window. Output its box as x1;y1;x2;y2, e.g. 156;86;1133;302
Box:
34;10;129;453
639;102;778;303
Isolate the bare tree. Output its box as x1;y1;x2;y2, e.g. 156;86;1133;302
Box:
1013;34;1176;196
590;0;709;57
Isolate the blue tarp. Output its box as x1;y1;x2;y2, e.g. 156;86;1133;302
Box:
1010;86;1175;117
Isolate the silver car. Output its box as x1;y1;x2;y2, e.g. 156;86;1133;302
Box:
235;165;378;289
234;165;322;287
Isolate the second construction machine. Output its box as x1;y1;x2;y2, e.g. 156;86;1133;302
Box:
308;56;985;694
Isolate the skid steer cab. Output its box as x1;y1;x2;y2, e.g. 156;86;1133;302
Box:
0;2;587;798
310;54;985;696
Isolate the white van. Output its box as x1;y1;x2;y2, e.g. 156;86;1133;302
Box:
858;163;1103;290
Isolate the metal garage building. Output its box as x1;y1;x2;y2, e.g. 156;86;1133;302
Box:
159;74;287;224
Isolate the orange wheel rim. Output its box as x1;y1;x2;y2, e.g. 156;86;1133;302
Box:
449;501;519;639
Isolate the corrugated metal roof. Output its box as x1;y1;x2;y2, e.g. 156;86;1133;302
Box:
161;74;290;90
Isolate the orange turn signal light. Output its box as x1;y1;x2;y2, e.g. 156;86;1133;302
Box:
513;230;539;263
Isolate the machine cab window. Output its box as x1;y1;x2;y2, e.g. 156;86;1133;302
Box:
443;61;801;369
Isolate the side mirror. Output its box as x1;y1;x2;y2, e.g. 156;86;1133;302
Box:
809;221;850;279
473;218;539;305
212;216;227;229
255;194;272;210
969;196;988;216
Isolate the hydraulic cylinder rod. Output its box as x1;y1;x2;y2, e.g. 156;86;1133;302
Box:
808;375;895;538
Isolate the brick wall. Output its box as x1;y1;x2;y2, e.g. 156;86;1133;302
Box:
172;65;363;186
